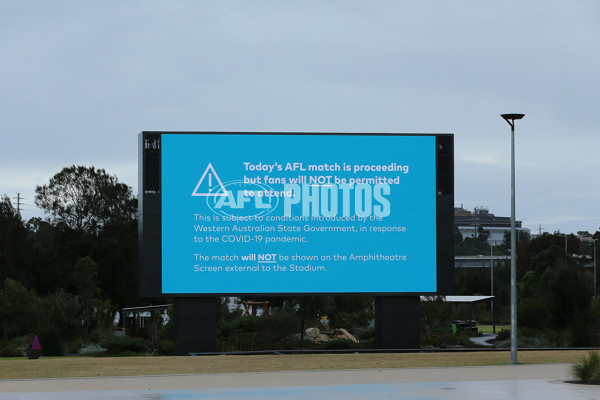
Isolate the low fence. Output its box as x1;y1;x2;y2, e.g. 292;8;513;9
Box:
216;340;378;353
217;341;302;353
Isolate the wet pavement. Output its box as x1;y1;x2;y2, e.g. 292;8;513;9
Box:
1;364;598;399
0;380;599;400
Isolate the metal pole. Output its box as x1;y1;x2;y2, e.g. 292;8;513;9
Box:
594;239;597;298
501;113;523;366
510;122;518;365
491;242;495;334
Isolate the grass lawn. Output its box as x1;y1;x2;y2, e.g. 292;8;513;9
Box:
0;350;589;380
478;325;510;334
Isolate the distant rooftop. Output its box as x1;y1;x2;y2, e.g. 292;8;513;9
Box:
454;205;522;228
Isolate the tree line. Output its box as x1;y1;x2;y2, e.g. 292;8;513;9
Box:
454;227;600;346
0;166;138;353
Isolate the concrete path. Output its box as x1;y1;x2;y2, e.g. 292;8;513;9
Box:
469;333;497;346
0;364;598;399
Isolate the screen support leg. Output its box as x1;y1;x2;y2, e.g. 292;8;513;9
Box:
174;297;217;355
375;296;420;349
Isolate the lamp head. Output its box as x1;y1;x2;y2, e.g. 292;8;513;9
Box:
501;113;525;129
501;114;525;121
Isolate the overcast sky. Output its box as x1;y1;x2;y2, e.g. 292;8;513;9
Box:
1;1;599;235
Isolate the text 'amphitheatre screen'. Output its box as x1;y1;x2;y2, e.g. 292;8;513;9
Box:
157;133;443;295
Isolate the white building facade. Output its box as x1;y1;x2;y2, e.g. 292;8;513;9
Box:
455;206;530;244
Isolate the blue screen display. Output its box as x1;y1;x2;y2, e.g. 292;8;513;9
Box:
161;133;437;294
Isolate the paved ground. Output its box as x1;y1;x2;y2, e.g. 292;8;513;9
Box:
0;364;598;399
469;333;497;346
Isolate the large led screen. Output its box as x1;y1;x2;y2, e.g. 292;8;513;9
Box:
156;133;441;295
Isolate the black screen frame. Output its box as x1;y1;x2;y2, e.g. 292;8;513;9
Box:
139;131;454;297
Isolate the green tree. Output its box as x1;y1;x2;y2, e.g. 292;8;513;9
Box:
42;289;81;341
34;165;136;233
589;297;600;345
0;195;33;287
26;218;86;295
0;278;43;338
73;257;101;343
33;166;138;307
543;261;593;330
455;227;492;255
284;296;329;342
94;299;116;342
421;296;453;339
328;296;374;332
515;236;594;345
92;219;138;307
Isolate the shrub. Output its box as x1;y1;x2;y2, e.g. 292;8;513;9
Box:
156;340;174;356
571;351;600;384
100;336;147;356
78;344;107;356
260;311;299;341
570;314;595;347
68;339;83;355
321;339;359;350
421;332;482;348
356;327;375;341
496;328;510;341
440;334;479;348
360;337;376;346
217;316;263;343
0;346;24;357
518;298;549;329
0;337;25;357
493;329;552;349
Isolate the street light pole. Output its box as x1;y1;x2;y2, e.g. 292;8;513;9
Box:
490;241;495;334
594;239;597;298
501;113;524;365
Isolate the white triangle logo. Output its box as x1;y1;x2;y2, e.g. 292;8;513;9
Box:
191;163;228;196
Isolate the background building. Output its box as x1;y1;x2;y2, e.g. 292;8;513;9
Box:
455;205;529;244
